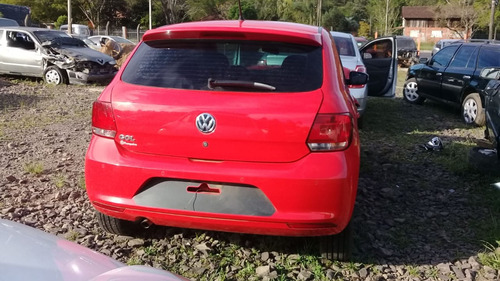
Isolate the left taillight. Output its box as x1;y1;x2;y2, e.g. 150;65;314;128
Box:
91;101;116;138
348;65;366;89
307;114;353;152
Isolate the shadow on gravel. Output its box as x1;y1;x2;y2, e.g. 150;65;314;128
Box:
351;95;499;265
0;78;47;111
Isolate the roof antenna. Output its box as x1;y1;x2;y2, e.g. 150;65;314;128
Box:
238;0;244;21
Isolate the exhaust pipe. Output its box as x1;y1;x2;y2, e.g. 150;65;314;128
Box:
140;218;153;229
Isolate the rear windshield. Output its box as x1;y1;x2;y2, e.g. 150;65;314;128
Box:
332;36;355;57
121;40;323;92
397;38;416;49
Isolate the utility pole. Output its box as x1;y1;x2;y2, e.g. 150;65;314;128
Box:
67;0;72;34
149;0;152;30
489;0;497;40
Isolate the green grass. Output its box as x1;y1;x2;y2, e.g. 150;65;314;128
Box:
363;73;500;268
478;241;500;269
52;173;67;188
24;161;44;175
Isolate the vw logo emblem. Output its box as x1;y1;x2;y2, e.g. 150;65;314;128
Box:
196;113;216;134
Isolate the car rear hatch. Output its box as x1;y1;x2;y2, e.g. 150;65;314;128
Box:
110;23;326;163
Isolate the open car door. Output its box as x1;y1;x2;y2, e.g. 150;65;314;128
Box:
360;36;397;97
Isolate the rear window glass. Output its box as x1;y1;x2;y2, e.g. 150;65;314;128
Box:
332;36;355;56
121;40;323;92
478;45;500;69
397;38;416;49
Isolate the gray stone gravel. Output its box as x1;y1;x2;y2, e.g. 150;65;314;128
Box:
0;77;499;280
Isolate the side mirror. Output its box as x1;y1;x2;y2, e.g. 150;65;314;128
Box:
347;71;369;86
480;67;500;79
419;57;428;64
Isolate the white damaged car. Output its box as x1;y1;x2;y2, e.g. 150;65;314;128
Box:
0;27;117;85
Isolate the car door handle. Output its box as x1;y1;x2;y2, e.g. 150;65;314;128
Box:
436;73;442;76
463;75;471;79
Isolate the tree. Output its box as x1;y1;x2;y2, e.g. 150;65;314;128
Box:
367;0;402;36
76;0;108;28
157;0;188;24
322;9;350;31
185;0;231;20
435;0;482;39
227;1;258;19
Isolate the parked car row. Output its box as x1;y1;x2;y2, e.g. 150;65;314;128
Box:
403;40;500;126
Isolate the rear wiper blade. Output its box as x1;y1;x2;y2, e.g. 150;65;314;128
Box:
208;79;276;91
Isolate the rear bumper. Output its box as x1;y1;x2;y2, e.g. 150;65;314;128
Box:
85;136;360;237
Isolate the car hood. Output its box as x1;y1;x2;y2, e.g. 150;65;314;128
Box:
49;46;115;64
42;38;115;64
0;219;187;281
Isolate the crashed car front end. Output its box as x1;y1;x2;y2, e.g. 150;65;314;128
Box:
41;38;117;84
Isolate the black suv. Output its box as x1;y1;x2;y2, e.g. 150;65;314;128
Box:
481;67;500;152
403;41;500;126
396;36;418;67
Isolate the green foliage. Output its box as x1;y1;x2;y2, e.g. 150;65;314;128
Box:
227;1;258;20
55;15;67;29
478;241;500;270
358;21;371;37
323;9;350;32
24;161;44;175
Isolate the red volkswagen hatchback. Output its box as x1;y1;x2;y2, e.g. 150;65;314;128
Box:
85;20;396;260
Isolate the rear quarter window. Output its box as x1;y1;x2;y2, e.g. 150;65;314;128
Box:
477;46;500;69
121;39;323;92
332;36;355;57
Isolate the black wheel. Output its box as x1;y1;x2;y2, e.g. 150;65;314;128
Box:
462;93;485;126
96;212;140;236
43;66;68;85
319;222;353;261
403;78;425;104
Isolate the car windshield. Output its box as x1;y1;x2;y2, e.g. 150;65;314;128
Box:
34;30;71;41
332;36;355;57
121;39;323;92
110;36;133;44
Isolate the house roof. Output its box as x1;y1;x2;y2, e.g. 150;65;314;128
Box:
402;6;437;19
402;6;462;19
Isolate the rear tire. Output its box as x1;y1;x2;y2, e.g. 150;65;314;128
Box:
403;78;425;104
319;223;353;261
462;93;485;126
96;212;140;236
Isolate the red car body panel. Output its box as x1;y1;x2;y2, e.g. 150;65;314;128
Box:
85;20;360;237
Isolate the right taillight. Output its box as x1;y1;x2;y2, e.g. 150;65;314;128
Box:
91;101;117;138
307;114;353;152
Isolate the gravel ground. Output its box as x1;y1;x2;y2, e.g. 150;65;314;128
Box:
0;77;499;281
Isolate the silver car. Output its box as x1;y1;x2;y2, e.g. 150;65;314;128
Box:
0;27;117;85
330;31;368;121
0;219;188;281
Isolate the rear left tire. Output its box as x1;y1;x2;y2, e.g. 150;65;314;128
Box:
96;212;141;236
462;93;485;126
319;222;353;261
